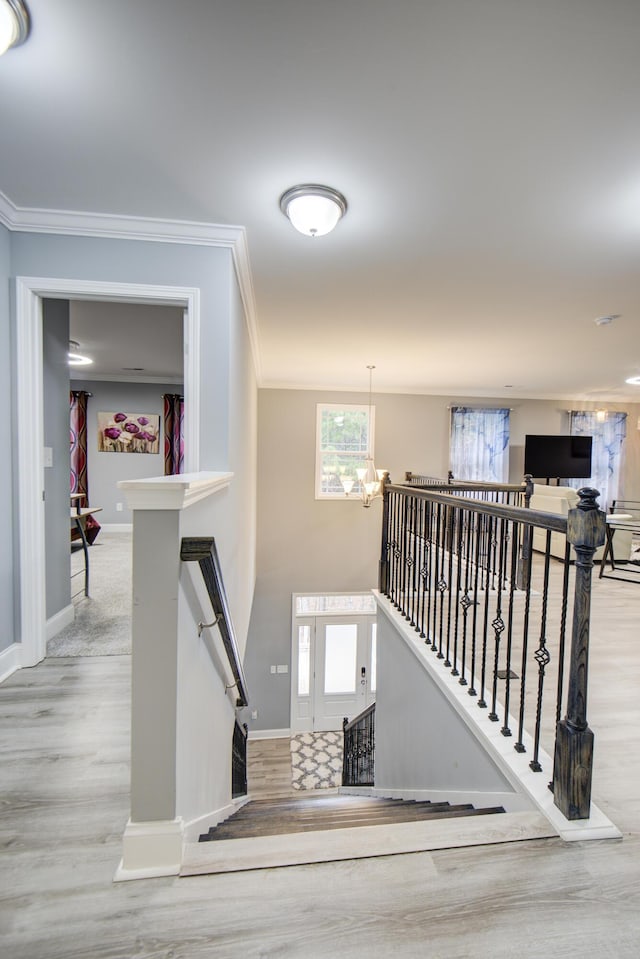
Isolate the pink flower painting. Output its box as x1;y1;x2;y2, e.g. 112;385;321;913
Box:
97;411;160;453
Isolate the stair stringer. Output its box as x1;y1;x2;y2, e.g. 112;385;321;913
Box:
373;591;621;842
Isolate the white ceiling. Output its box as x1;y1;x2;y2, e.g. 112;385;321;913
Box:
69;301;184;384
2;0;640;399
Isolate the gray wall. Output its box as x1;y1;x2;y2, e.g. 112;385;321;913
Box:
8;231;257;657
11;232;232;468
244;388;640;732
72;379;183;525
0;225;13;652
375;610;514;794
43;300;71;618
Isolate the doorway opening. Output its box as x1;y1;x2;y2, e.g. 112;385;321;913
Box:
290;593;377;733
16;276;201;669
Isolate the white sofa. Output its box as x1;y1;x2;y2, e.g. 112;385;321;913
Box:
529;484;632;562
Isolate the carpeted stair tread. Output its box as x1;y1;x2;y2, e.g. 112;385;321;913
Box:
199;796;505;842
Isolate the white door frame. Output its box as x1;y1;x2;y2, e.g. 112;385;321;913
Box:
290;592;377;733
15;276;201;668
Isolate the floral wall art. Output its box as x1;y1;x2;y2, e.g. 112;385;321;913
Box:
98;411;160;454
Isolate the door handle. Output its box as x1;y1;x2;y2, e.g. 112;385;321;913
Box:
360;665;366;686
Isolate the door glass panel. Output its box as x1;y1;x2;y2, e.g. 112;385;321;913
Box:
371;624;377;693
296;594;376;616
298;625;311;696
324;624;357;693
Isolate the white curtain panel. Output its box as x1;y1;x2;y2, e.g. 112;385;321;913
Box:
569;411;627;512
449;407;510;483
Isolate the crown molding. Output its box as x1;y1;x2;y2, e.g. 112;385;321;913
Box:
0;191;263;384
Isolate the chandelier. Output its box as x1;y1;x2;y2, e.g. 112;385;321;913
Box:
342;365;388;507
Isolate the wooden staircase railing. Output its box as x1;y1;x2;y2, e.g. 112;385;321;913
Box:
180;536;249;707
379;482;605;822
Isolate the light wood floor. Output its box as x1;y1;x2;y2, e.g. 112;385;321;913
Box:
3;563;640;958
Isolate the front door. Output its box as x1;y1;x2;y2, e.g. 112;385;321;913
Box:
312;616;376;731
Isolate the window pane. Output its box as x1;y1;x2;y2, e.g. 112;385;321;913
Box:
321;408;369;452
371;624;377;693
320;451;367;494
317;404;374;498
297;625;311;696
324;624;357;694
296;594;377;616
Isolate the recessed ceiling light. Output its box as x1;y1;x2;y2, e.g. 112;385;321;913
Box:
68;340;93;366
594;314;620;326
625;375;640;386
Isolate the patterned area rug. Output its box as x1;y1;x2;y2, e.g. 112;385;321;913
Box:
290;732;343;790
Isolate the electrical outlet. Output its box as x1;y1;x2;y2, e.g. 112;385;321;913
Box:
116;502;123;512
251;710;258;720
270;665;276;674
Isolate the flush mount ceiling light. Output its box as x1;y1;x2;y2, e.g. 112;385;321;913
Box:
279;184;347;237
0;0;30;55
68;340;93;367
625;375;640;386
594;314;620;326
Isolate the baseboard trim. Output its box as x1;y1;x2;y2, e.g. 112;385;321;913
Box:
183;796;251;843
115;817;183;882
46;604;74;641
248;728;291;740
0;643;21;684
100;524;133;533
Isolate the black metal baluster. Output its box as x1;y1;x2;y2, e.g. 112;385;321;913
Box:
459;505;474;687
468;511;482;698
488;516;507;722
515;521;534;753
451;506;464;677
444;506;455;668
530;529;553;772
554;540;571;725
500;521;519;737
477;513;494;709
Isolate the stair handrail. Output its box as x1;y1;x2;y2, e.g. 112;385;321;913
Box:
180;536;249;707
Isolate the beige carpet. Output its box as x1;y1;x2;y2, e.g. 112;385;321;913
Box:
47;531;132;657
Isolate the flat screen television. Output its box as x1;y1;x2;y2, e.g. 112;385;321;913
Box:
524;434;593;480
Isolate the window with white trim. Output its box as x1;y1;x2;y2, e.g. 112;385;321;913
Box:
316;403;373;498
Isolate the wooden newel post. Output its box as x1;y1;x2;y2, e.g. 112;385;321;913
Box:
553;487;605;820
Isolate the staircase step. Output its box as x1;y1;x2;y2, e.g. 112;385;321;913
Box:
199;796;505;842
183;810;558;877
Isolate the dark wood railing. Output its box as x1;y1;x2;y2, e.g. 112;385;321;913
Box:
232;719;248;798
180;536;249;708
342;703;375;787
379;482;605;821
